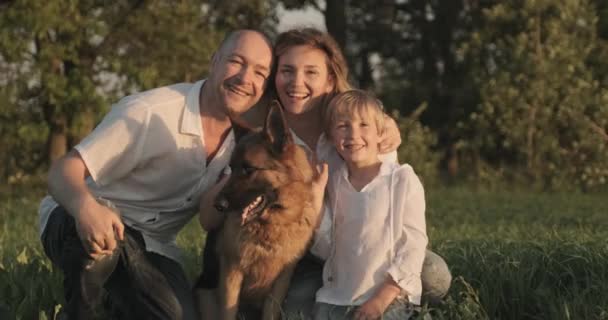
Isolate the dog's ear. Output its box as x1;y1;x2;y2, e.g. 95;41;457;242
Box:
231;117;253;142
264;101;293;152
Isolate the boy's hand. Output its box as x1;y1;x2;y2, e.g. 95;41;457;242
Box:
353;297;387;320
378;115;402;154
354;277;402;320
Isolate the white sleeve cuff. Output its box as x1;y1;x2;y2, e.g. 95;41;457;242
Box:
387;267;422;305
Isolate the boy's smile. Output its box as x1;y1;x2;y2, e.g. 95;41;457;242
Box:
330;110;382;168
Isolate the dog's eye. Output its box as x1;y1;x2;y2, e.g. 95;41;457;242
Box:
270;203;284;210
240;165;257;175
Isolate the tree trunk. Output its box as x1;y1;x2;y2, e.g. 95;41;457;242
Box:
324;0;347;51
527;14;542;175
69;108;95;148
358;48;374;90
48;114;68;164
446;143;459;178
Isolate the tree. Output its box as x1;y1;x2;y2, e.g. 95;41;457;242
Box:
0;0;278;180
464;0;608;189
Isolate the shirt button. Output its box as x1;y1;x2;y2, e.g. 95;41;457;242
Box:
187;197;192;202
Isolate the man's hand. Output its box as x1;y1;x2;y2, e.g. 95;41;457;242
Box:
199;168;231;231
47;150;125;260
75;198;124;260
378;115;402;154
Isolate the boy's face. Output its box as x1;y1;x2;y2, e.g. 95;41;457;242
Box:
330;108;381;167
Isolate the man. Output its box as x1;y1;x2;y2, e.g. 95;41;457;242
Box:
39;30;273;319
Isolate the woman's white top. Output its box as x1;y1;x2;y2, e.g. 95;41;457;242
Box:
311;160;428;306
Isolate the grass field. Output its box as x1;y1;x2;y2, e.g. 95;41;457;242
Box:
1;184;607;319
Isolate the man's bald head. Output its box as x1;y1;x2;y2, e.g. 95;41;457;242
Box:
216;29;273;59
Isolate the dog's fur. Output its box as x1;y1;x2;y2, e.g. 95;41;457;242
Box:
200;103;319;320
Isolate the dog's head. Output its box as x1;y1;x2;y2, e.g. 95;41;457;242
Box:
214;101;314;226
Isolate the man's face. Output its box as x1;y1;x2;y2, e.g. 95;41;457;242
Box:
210;32;273;116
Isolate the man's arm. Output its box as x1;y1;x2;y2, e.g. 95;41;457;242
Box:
198;178;228;231
48;149;124;258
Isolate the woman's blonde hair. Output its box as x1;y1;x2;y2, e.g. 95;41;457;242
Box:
324;89;386;138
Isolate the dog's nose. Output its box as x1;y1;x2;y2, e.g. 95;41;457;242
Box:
214;197;229;212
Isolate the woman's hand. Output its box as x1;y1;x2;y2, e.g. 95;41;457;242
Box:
379;115;402;154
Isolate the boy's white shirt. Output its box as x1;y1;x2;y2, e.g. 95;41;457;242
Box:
291;132;427;305
315;160;427;306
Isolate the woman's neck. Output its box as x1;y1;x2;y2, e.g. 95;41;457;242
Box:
285;108;323;150
347;161;382;192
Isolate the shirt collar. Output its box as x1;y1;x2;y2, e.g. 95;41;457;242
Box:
290;130;330;155
180;79;205;136
290;129;309;151
338;157;394;181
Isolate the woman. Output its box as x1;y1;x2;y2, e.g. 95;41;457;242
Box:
271;28;452;318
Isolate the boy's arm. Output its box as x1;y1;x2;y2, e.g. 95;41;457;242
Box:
48;150;124;258
386;167;428;305
309;200;332;260
309;162;331;259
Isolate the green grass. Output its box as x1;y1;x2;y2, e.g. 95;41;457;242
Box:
1;185;607;319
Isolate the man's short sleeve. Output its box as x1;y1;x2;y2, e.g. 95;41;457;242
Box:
75;97;152;186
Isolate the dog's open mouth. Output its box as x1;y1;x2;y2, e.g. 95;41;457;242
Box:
241;195;266;225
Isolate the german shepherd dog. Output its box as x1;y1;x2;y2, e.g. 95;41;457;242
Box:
196;102;319;320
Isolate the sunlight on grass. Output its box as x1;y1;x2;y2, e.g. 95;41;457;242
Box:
1;187;607;319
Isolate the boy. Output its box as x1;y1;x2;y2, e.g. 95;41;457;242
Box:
312;90;428;320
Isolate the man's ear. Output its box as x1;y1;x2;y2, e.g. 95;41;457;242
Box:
231;117;253;142
264;100;293;152
209;51;222;74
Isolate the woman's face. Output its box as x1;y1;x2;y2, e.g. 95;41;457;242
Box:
275;45;335;115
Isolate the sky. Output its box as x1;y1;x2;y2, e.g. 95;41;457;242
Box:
277;4;325;32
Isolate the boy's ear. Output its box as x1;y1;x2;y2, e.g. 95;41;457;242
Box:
231;117;253;142
264;100;293;152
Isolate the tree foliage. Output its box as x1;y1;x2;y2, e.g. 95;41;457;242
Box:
1;0;607;190
0;0;277;181
463;0;608;189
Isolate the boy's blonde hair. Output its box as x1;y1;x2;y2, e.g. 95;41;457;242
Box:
324;90;386;138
